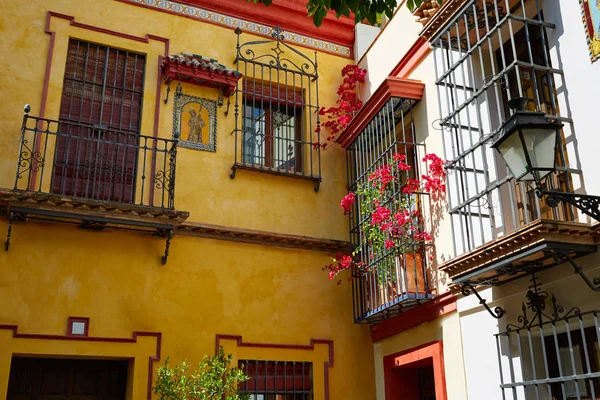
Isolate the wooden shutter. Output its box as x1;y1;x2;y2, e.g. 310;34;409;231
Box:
52;40;145;203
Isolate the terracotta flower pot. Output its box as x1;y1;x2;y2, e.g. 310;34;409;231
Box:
364;253;427;310
395;252;426;294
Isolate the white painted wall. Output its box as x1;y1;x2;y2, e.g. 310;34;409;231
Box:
356;1;600;398
458;252;600;400
544;0;600;209
356;6;423;100
354;23;381;62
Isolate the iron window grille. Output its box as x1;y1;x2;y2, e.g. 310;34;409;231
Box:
432;0;582;256
231;27;321;191
496;275;600;400
345;96;434;324
238;360;313;400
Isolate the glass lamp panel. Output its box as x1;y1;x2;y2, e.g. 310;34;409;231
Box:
523;128;558;179
497;130;528;180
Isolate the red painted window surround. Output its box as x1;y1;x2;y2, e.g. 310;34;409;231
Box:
384;341;447;400
129;0;355;49
336;77;426;149
390;37;432;78
0;324;161;400
67;316;90;337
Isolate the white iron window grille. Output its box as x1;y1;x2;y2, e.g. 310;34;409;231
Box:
496;275;600;400
432;0;582;256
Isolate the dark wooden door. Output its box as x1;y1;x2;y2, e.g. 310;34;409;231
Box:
418;365;436;400
52;39;145;203
7;358;128;400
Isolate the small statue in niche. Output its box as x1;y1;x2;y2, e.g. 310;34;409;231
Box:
172;84;217;152
186;108;206;143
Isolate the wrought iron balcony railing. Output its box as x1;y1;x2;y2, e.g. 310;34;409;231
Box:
13;110;178;209
352;250;433;324
345;95;434;324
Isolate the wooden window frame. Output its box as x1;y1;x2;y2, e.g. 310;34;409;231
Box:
242;78;304;174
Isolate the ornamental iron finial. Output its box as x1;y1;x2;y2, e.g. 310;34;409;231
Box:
506;273;580;331
271;25;284;40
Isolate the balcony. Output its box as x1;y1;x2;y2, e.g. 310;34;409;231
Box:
439;219;599;287
341;78;434;324
1;109;189;260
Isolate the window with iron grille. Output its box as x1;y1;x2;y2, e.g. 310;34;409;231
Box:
345;96;433;324
232;27;321;190
432;0;581;256
53;39;146;204
238;360;313;400
495;275;600;400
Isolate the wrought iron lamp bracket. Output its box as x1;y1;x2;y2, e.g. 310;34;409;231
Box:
551;250;600;292
461;283;506;319
537;189;600;222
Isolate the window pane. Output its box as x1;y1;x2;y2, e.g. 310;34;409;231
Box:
272;108;298;171
243;105;266;165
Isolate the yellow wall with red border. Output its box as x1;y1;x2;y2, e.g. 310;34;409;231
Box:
0;0;375;398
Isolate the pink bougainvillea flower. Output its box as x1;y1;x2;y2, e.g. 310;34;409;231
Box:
340;192;356;215
371;205;391;226
403;178;421;194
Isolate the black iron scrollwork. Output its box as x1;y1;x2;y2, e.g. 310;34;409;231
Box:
439;1;507;51
541;190;600;222
506;274;580;331
462;283;506;319
15;139;45;181
153;170;172;191
235;25;317;77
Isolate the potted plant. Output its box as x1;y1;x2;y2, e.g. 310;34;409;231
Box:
326;153;446;307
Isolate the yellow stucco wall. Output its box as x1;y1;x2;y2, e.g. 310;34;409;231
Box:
0;0;375;398
0;0;351;240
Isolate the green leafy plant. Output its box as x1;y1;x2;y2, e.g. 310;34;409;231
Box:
247;0;438;27
154;347;250;400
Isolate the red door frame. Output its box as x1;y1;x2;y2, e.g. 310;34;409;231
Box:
383;341;447;400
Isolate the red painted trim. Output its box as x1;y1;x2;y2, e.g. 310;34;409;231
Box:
117;0;355;52
46;12;170;55
66;316;90;337
383;341;447;400
337;77;426;149
0;324;161;400
215;334;334;400
162;59;242;97
150;55;164;206
370;293;456;343
33;12;170;190
390;37;431;78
